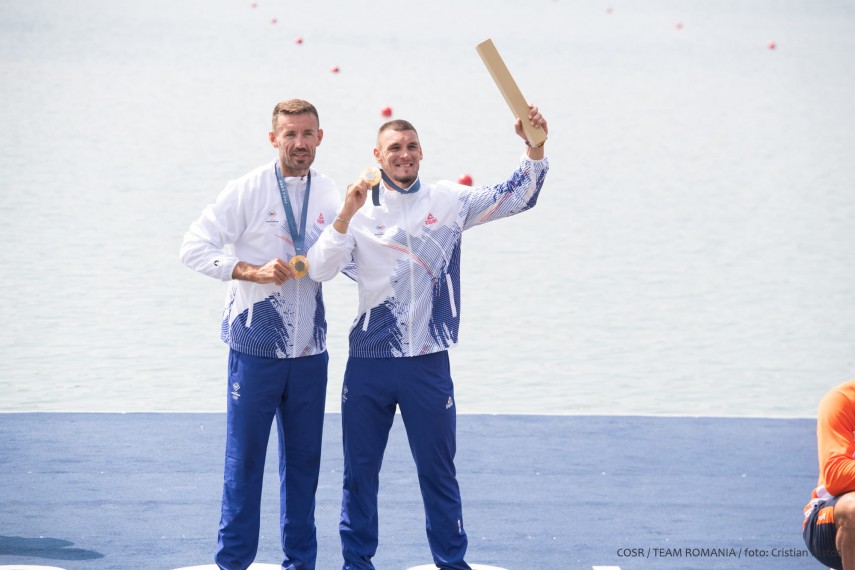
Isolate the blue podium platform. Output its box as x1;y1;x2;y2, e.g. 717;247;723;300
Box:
0;413;819;569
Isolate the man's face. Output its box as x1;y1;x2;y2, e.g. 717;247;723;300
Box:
269;112;323;176
374;129;423;189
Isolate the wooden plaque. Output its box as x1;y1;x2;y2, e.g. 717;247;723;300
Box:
476;38;547;147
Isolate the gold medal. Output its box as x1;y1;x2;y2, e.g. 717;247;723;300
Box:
360;166;382;187
289;255;309;278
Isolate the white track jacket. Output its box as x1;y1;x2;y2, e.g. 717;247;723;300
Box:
180;160;340;358
308;154;549;358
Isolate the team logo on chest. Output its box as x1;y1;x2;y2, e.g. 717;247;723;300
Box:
425;213;438;225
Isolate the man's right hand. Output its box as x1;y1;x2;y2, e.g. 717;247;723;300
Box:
232;259;297;285
333;177;373;233
342;178;372;219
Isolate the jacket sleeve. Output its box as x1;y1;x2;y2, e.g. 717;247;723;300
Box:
460;154;549;231
818;388;855;496
307;224;355;282
178;182;244;282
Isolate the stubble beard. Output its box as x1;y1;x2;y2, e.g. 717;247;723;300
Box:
394;175;417;188
388;164;418;189
281;149;314;177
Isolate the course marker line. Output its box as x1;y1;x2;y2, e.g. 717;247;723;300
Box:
407;565;508;570
173;565;281;570
0;566;69;570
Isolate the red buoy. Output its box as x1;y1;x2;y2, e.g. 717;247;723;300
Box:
457;174;473;186
330;65;340;73
250;2;257;8
295;36;303;45
271;17;277;24
381;106;393;118
675;21;683;30
768;41;777;50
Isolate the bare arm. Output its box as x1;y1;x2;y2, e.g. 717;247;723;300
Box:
232;259;297;285
333;177;372;233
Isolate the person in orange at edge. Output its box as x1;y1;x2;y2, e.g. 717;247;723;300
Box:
804;379;855;570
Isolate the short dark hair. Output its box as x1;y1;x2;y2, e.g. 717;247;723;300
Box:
272;99;319;129
378;119;418;139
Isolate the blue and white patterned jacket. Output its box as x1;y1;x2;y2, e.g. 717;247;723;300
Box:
180;161;341;358
308;155;548;358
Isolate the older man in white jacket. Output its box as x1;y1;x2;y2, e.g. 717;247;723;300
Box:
180;99;340;570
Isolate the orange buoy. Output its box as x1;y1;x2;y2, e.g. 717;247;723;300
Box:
330;65;340;73
381;106;393;118
457;174;473;186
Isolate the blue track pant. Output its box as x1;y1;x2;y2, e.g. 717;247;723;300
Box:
216;349;328;570
339;351;471;570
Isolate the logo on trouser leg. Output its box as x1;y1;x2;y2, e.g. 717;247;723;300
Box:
817;506;835;524
342;385;348;404
446;396;454;410
458;519;463;535
231;382;241;401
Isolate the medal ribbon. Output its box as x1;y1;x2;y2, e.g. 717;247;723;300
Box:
274;163;312;257
373;169;420;205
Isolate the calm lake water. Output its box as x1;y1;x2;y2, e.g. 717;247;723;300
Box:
1;0;853;416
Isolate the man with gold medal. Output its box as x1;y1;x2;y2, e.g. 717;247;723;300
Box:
310;105;549;570
180;99;341;570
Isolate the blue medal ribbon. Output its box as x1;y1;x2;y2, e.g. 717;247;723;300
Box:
274;163;312;257
372;169;420;206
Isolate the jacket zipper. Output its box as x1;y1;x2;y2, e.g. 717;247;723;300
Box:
292;275;300;356
402;197;415;356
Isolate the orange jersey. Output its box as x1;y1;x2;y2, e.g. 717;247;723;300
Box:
806;379;855;516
